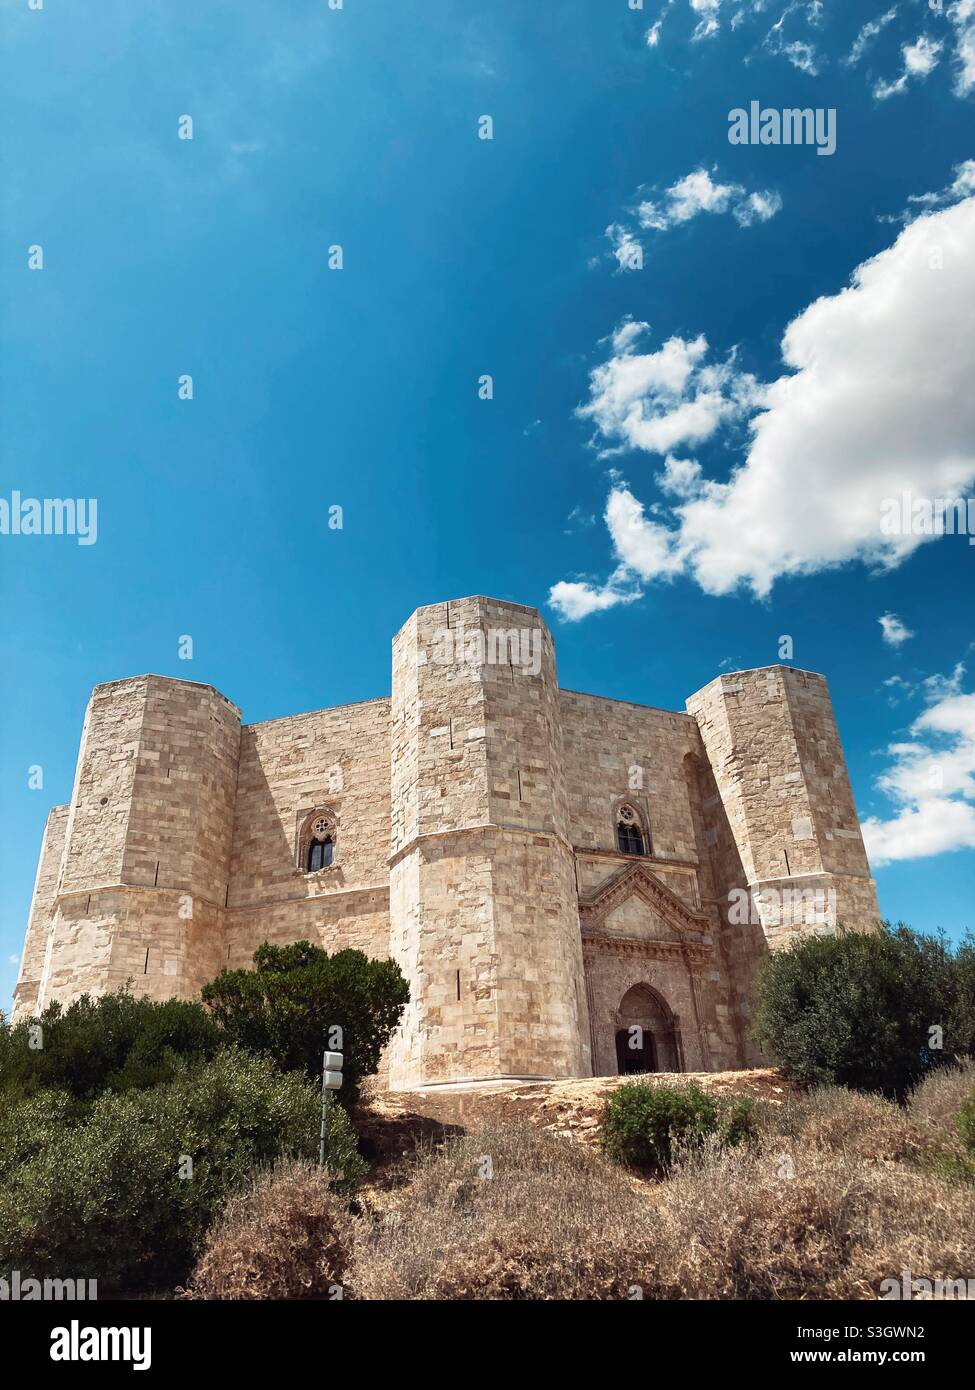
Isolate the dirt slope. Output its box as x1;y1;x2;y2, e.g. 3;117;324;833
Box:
354;1069;795;1183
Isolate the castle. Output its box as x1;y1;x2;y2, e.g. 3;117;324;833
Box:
13;595;880;1087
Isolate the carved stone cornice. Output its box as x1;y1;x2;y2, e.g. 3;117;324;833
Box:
581;928;713;966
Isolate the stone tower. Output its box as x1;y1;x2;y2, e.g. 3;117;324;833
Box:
387;597;590;1088
16;676;240;1015
686;665;879;950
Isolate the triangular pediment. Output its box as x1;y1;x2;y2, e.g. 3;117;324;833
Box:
578;862;709;938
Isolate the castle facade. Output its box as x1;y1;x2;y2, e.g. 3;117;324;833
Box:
14;596;880;1087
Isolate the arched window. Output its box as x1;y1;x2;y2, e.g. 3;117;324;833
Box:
616;803;646;856
301;811;337;873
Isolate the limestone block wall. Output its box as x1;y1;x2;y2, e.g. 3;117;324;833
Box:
19;676;243;1016
686;666;881;953
559;692;704;871
12;805;69;1019
225;698;391;967
387;597;590;1087
557;690;743;1070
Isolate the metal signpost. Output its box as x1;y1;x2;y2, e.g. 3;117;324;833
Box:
319;1049;344;1166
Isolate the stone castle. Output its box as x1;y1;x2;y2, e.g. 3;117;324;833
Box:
13;595;880;1087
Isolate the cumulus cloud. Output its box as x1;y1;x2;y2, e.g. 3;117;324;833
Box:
874;34;943;99
862;665;975;865
548;568;642;621
552;190;975;614
879;613;915;647
576;319;763;457
845;7;898;66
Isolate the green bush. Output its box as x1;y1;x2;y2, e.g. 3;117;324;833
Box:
0;990;221;1102
753;923;969;1099
201;941;409;1103
722;1095;759;1148
601;1080;745;1170
0;1048;364;1293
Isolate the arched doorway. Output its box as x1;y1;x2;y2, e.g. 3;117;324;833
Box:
614;983;681;1075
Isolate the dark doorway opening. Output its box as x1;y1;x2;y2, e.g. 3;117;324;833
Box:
616;1027;657;1074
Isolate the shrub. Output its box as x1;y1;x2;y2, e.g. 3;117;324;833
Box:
201;942;409;1104
753;923;963;1098
0;990;221;1102
187;1159;355;1300
0;1048;363;1292
600;1080;752;1171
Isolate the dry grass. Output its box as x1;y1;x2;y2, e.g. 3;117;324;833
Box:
907;1059;975;1135
184;1074;975;1301
347;1090;975;1300
186;1159;354;1300
350;1120;658;1300
641;1137;975;1299
767;1086;929;1164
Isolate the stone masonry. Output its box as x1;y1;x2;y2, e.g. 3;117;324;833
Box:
12;596;881;1086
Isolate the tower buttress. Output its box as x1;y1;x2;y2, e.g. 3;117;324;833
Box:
388;596;590;1088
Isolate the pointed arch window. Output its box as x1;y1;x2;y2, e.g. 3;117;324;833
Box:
616;804;646;856
301;811;337;874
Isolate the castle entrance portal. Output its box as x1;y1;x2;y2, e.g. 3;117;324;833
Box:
614;983;682;1075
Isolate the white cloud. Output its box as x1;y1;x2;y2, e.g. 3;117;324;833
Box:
845;7;898;66
862;666;975;865
549;568;642;621
576;319;763;457
781;39;820;74
554;192;975;612
7;954;19;966
733;188;784;226
603;168;781;270
637;168;782;231
906;158;975;213
874;34;943;99
605;222;645;273
879;612;914;647
763;7;822;74
690;0;722;41
950;0;975;96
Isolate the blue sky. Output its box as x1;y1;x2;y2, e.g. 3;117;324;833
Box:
2;0;974;1012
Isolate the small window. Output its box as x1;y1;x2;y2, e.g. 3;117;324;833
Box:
301;810;337;874
307;837;334;872
616;804;646;856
